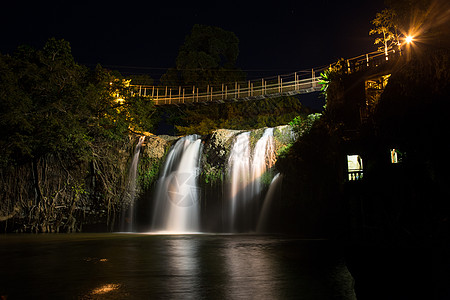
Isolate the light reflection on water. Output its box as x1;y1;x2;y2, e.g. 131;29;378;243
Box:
0;234;356;299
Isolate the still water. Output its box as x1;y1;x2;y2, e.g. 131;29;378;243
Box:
0;234;356;299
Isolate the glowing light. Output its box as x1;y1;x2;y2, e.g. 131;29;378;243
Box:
91;283;121;295
405;35;414;44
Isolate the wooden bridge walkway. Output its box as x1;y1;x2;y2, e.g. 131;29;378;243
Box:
128;49;400;105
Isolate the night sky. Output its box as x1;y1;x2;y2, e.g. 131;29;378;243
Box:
2;1;384;80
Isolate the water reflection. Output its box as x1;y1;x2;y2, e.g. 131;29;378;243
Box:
0;234;356;299
224;239;280;299
165;237;201;299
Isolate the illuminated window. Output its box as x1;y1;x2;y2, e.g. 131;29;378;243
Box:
390;149;403;164
347;155;363;181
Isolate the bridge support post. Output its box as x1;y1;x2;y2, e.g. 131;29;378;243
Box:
278;76;281;93
294;72;297;91
261;79;264;96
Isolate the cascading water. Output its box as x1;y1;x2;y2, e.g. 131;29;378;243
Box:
151;135;202;233
227;128;276;232
227;131;251;231
121;136;145;232
257;173;282;232
251;128;275;197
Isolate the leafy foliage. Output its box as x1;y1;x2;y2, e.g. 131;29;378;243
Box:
160;24;245;88
289;113;322;137
171;96;312;135
0;38;157;167
369;8;400;54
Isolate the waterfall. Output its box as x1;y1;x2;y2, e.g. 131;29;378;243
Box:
251;128;275;197
227;128;276;232
151;135;203;233
121;136;145;232
257;173;282;232
227;131;251;231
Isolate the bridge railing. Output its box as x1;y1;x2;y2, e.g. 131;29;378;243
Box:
334;48;401;74
126;49;400;105
130;72;323;105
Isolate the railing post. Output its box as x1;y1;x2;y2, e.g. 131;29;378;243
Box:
178;86;181;103
196;88;199;102
261;78;264;96
152;86;155;98
294;72;297;90
169;88;172;104
225;85;228;99
192;86;195;103
251;82;254;96
248;81;251;97
312;69;315;88
144;87;147;97
165;86;168;104
183;88;185;103
222;83;224;100
347;60;351;74
278;76;281;93
235;82;237;98
366;53;369;67
139;86;142;96
210;86;213;101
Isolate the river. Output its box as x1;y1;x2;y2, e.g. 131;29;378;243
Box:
0;234;356;299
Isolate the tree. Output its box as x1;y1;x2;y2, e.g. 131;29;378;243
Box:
369;8;401;55
127;74;154;86
0;38;157;166
161;24;245;88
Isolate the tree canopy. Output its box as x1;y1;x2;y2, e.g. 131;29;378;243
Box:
0;38;157;167
160;24;245;88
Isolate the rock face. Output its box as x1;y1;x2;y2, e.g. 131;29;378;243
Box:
0;138;135;233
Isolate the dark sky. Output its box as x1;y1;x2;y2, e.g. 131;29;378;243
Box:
1;1;385;80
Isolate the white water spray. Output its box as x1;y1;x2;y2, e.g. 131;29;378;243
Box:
122;136;145;232
228;131;251;231
251;128;275;197
151;135;202;233
257;173;282;232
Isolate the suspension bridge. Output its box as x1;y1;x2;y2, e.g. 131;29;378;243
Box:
129;49;399;105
